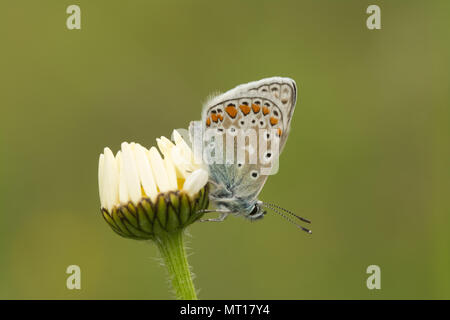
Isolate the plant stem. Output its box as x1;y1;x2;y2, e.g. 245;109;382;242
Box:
155;230;197;300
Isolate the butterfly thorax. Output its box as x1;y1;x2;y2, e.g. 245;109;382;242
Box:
209;182;266;220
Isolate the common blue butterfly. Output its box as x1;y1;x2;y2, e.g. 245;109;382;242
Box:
191;77;311;233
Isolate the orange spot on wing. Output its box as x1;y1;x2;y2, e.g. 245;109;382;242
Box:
270;117;278;126
206;117;211;127
252;104;260;113
211;113;219;122
239;104;251;115
225;105;238;118
218;114;223;121
277;128;282;136
262;106;270;115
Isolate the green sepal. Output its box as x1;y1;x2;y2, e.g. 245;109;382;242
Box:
156;195;168;229
111;208;134;237
179;193;191;225
198;187;205;207
122;219;153;239
100;184;209;240
120;204;139;229
152;212;165;237
102;209;119;230
137;203;153;234
191;198;200;220
141;198;154;222
102;209;128;238
169;192;180;212
166;200;180;232
200;185;209;211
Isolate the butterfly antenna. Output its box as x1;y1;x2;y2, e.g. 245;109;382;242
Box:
262;202;311;224
262;204;312;234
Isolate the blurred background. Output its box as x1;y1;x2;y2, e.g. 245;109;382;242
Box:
1;0;449;299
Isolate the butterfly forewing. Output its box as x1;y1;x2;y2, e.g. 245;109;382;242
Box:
201;77;297;203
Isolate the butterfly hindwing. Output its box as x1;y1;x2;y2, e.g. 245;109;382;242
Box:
200;77;297;215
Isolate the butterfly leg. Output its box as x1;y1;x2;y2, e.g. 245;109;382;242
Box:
199;212;229;222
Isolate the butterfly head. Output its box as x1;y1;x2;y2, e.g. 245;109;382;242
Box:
211;195;267;220
247;201;267;220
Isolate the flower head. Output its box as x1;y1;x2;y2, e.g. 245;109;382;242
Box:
98;130;209;240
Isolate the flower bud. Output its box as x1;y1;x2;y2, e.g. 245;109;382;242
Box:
98;130;209;240
101;187;209;240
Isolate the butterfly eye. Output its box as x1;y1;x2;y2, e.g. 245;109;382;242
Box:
250;206;258;216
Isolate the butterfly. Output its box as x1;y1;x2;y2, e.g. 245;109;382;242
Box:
190;77;311;233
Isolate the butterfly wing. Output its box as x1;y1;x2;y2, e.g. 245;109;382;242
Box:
202;77;296;146
201;77;297;212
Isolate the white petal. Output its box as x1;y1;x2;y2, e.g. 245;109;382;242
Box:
183;168;208;197
117;151;129;205
170;146;188;179
158;136;187;179
173;130;193;159
157;136;175;158
173;130;186;146
164;156;178;190
134;144;158;201
98;153;105;209
148;147;170;192
103;147;119;212
121;142;142;205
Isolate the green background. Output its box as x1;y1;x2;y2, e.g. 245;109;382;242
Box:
1;0;449;299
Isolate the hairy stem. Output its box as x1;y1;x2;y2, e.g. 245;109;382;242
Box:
155;230;197;300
